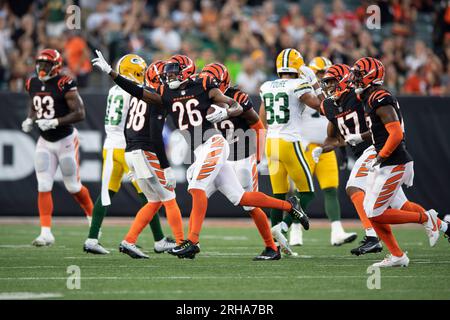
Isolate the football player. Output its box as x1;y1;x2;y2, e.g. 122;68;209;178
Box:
92;50;308;260
348;57;449;267
259;48;321;255
118;60;184;259
314;63;384;255
198;62;279;260
83;55;175;255
291;56;356;247
22;49;94;246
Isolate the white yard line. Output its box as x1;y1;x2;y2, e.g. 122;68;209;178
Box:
0;292;63;300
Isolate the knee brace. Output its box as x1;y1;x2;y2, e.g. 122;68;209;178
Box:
35;152;50;173
60;157;77;177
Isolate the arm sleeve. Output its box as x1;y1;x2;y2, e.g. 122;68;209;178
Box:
114;74;145;100
378;121;403;158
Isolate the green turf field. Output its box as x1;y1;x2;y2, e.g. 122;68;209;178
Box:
1;222;449;300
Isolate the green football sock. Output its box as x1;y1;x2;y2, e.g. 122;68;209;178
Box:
323;188;341;222
88;190;116;239
284;191;315;227
137;193;165;241
270;193;287;227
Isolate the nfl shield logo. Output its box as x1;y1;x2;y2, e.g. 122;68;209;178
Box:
41;85;45;91
181;90;186;95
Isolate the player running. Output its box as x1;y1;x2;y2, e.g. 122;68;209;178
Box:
92;50;308;260
83;55;174;255
198;62;279;260
314;63;383;255
292;56;357;247
21;48;94;246
259;48;321;255
118;60;184;259
349;57;450;267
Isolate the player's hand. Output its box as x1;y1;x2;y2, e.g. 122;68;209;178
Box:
312;146;323;163
345;133;363;146
206;105;228;123
21;118;34;133
164;167;176;190
366;155;384;171
36;119;58;131
92;49;112;74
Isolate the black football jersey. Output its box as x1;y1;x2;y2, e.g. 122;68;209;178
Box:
158;76;221;150
124;94;169;168
216;86;255;161
321;89;371;158
26;75;76;142
361;87;413;166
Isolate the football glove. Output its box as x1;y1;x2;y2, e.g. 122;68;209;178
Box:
312;146;323;163
366;157;381;172
345;133;363;146
300;65;318;86
206;105;228;123
36;119;58;131
92;49;112;74
21;118;34;133
164;167;176;190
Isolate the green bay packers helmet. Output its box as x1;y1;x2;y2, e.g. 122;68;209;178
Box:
308;56;333;74
116;54;147;84
276;48;304;75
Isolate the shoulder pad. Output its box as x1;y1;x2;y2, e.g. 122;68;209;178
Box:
367;88;395;109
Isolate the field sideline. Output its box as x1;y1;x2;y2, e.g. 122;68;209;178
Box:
0;217;449;300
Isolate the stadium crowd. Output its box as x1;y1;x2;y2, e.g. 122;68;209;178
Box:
1;0;450;96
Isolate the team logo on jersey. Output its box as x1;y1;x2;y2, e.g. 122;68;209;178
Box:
41;85;45;91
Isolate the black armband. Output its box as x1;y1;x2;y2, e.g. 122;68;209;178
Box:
114;74;144;99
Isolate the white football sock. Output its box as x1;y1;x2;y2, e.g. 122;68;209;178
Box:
331;221;344;234
440;222;448;233
41;226;52;237
365;228;377;237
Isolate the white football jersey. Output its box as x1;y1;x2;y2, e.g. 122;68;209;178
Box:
103;85;132;149
260;77;313;141
298;106;328;145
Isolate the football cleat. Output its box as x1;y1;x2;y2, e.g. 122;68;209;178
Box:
444;222;450;243
32;234;55;247
331;231;357;246
350;236;383;256
168;240;200;259
119;240;149;259
372;253;409;268
423;209;440;247
287;196;310;230
154;236;177;253
253;247;281;261
83;239;110;255
289;223;303;246
271;223;296;256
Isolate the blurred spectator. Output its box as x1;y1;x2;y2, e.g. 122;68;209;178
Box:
44;0;68;38
151;20;181;53
64;31;92;87
236;56;266;94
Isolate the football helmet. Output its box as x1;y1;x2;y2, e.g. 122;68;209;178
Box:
321;64;351;100
276;48;304;75
163;54;195;89
308;56;332;77
145;60;166;90
36;49;63;81
201;62;230;93
350;57;385;94
116;54;147;85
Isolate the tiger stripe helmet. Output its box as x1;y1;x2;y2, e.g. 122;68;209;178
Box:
276;48;304;75
350;57;385;94
308;56;333;74
163;54;196;89
36;49;63;81
321;64;351;100
145;60;166;90
201;62;230;93
116;54;147;84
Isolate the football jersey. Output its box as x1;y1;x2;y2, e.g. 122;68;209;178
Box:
299;107;328;145
321;89;371;158
124;92;169;168
259;77;313;142
361;87;413;166
158;76;221;151
25;75;76;142
216;86;255;161
103;85;131;149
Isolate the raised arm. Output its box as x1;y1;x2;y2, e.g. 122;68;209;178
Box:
299;92;321;112
92;50;162;106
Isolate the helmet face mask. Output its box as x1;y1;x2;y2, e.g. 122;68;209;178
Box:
321;77;338;99
36;60;56;81
163;62;183;89
349;68;366;94
35;49;62;81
